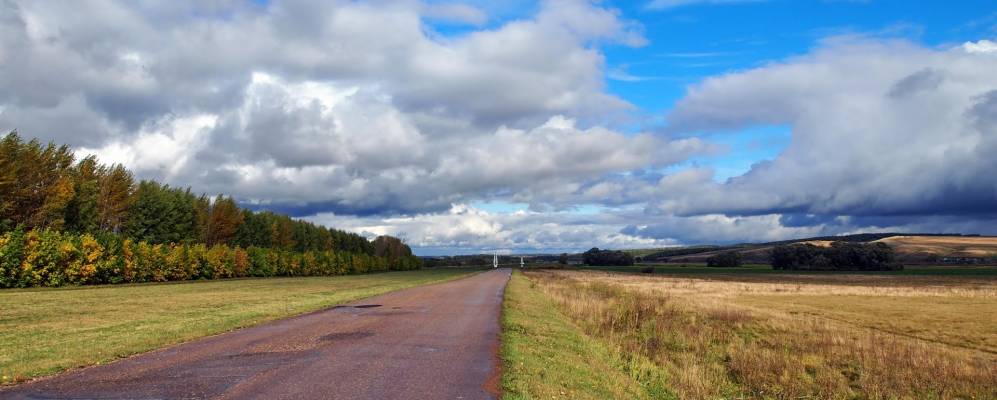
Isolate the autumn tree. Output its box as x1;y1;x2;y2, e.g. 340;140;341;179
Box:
373;235;413;260
98;164;133;232
270;215;295;250
66;156;102;234
0;132;17;228
205;195;243;246
193;194;210;243
0;132;76;230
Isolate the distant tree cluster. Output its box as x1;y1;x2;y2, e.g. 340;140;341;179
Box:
582;247;634;266
422;255;491;268
706;251;743;268
423;254;532;268
0;131;420;288
770;242;901;271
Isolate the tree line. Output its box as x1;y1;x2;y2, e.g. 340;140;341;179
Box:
706;251;743;268
582;247;634;266
770;242;901;271
0;131;420;288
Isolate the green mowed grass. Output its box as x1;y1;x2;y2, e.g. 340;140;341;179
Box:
501;270;661;400
0;268;478;383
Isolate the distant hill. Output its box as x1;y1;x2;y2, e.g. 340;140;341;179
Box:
631;245;720;260
633;233;997;265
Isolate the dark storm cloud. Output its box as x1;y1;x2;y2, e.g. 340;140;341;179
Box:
600;38;997;245
246;198;455;218
778;213;839;228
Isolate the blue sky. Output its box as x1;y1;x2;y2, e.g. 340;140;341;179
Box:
610;1;995;108
463;0;997;216
444;1;997;113
3;1;996;254
606;0;996;173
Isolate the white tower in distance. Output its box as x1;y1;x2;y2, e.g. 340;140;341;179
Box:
520;256;524;268
493;253;498;269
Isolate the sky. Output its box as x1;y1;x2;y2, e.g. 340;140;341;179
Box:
1;0;996;255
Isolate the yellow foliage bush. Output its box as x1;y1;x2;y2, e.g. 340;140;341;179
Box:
232;247;249;277
205;245;231;279
0;228;418;288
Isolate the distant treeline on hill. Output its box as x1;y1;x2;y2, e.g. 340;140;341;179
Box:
422;255;494;268
422;255;534;268
0;131;421;288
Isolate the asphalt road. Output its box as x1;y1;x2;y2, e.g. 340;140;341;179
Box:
2;268;511;400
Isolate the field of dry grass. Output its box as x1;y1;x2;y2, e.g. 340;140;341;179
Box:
800;240;834;247
522;269;997;399
876;235;997;258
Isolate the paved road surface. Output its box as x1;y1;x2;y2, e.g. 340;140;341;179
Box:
2;269;511;400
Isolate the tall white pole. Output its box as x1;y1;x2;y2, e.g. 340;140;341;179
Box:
493;253;498;269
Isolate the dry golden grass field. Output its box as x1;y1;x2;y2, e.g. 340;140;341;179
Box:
799;240;834;247
876;235;997;258
518;269;997;399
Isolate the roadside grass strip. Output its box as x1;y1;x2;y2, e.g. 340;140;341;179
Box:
501;270;665;399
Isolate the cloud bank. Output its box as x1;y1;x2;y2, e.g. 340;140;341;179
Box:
1;1;995;252
627;38;997;244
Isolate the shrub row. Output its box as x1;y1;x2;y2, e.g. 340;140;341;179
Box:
0;227;421;288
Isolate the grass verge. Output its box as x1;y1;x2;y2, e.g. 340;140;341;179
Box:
0;268;477;383
500;270;663;400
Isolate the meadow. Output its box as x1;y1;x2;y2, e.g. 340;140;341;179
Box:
0;268;477;384
504;268;997;399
